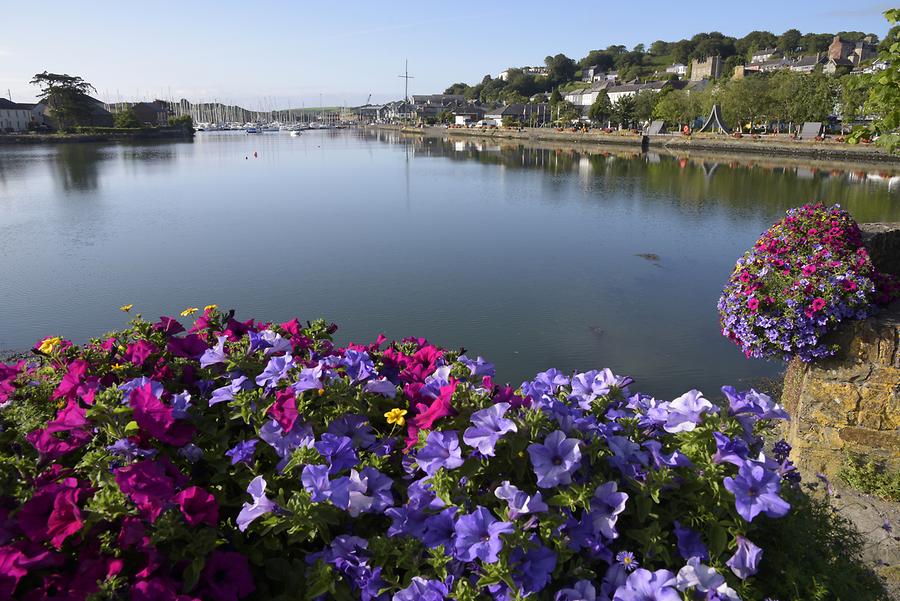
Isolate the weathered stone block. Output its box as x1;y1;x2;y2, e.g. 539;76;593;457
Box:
860;222;900;277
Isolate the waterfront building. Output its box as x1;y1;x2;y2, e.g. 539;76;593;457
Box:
0;98;34;132
606;80;670;105
564;80;611;107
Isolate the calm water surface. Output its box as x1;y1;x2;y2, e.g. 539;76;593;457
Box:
2;131;899;398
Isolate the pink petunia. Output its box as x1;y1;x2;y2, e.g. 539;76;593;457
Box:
174;486;219;527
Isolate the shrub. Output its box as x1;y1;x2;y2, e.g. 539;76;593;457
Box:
0;307;882;600
840;453;900;502
718;203;899;362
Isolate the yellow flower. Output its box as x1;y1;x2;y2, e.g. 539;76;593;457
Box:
180;307;199;317
317;388;325;396
38;336;62;354
120;304;134;312
204;304;218;312
384;408;408;426
111;363;127;371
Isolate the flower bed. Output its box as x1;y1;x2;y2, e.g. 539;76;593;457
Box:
718;204;899;362
0;307;863;600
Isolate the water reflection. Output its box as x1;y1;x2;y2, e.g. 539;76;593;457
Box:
359;131;899;222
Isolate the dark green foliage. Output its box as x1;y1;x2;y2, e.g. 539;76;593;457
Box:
751;489;889;601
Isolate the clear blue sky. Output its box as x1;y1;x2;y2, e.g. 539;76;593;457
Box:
0;0;893;108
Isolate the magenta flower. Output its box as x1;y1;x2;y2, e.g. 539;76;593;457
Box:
201;550;255;601
114;460;177;522
166;334;209;359
267;389;298;431
175;486;219;527
26;400;92;459
723;460;790;522
130;383;194;446
124;340;157;366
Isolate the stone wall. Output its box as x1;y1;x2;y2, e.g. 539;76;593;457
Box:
781;223;900;477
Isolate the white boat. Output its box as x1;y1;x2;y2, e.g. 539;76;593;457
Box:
290;130;302;136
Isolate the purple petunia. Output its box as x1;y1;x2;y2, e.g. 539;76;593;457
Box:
393;577;448;601
259;418;315;472
612;568;680;601
341;349;375;383
199;335;228;368
364;377;397;398
292;363;324;393
663;390;714;433
556;580;597;601
463;402;517;456
236;475;277;532
494;481;548;518
226;439;258;466
256;354;295;389
723;460;790;522
673;520;709;561
301;464;332;502
416;431;465;476
528;430;582;488
330;467;394;517
458;354;495;378
726;535;763;579
453;506;513;564
314;434;359;475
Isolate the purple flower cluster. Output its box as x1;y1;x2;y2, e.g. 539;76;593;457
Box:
0;308;799;601
718;203;897;362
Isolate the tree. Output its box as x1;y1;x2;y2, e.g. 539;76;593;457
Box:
860;9;900;152
633;43;645;54
611;95;636;129
588;90;612;124
735;31;778;60
544;54;577;85
671;39;695;64
633;89;659;124
649;40;671;56
30;71;97;129
578;50;615;72
653;89;691;128
778;29;802;55
114;108;141;128
444;82;469;95
549;89;562;105
838;74;870;129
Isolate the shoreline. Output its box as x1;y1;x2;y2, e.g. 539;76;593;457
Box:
0;128;194;145
369;124;900;167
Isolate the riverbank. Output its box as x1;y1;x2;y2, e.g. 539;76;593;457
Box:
0;127;194;145
370;124;900;165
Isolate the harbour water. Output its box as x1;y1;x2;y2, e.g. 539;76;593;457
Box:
2;130;898;398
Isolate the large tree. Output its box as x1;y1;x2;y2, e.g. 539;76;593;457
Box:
588;90;612;124
611;94;636;129
30;71;97;128
544;54;577;85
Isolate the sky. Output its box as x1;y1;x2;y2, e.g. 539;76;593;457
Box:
0;0;893;108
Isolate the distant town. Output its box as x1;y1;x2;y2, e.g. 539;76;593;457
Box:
0;23;896;142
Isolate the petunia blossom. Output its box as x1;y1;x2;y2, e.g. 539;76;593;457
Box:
527;430;582;488
236;476;277;532
453;506;513;564
463;402;517;456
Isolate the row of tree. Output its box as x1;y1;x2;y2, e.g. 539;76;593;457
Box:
444;25;896;105
576;70;879;133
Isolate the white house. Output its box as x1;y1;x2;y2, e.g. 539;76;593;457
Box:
564;81;610;107
0;98;33;132
606;81;670;105
750;47;778;63
665;63;687;77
